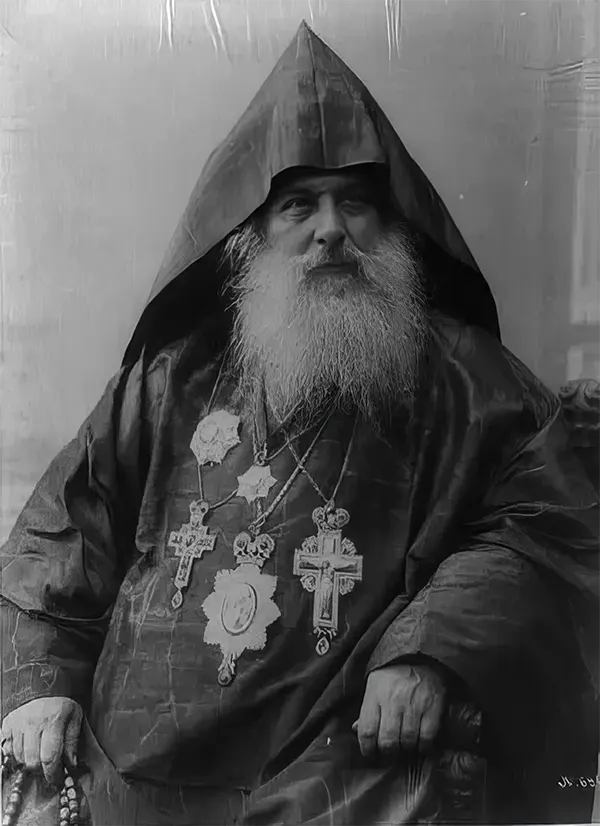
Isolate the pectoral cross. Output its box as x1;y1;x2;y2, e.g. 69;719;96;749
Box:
169;500;216;609
293;506;363;655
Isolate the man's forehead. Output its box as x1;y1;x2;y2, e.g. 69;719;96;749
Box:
270;167;379;198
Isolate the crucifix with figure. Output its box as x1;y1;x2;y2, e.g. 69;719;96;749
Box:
169;500;217;609
293;506;363;655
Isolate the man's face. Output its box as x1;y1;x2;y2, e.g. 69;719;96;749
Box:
262;170;384;270
226;169;428;427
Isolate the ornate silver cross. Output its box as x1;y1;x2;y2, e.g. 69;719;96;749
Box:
293;506;363;655
169;500;216;609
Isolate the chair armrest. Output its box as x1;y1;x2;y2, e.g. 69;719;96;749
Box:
558;378;600;443
433;701;486;822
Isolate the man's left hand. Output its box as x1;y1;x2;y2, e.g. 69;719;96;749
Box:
354;663;447;759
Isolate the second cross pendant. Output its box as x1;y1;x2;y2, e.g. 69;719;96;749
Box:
293;506;363;655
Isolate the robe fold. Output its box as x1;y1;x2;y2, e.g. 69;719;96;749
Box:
3;320;598;823
2;20;598;826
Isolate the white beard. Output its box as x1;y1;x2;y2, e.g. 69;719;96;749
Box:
224;224;430;429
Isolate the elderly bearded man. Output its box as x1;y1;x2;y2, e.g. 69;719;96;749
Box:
1;21;598;826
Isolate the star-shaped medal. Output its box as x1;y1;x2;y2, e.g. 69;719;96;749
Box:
191;410;241;466
237;464;277;504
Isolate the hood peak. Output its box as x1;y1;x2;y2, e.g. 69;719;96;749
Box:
123;23;500;363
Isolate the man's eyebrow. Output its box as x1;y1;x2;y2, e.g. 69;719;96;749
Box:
340;182;374;198
271;180;374;203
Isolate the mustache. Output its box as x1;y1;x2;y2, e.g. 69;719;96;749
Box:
300;242;360;269
223;226;361;271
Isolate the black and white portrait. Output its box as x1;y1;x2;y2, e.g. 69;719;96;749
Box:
1;2;598;824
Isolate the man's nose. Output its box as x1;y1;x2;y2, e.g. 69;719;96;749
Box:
313;203;346;247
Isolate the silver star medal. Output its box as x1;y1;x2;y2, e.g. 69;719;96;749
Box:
237;464;277;504
202;531;280;686
191;409;241;466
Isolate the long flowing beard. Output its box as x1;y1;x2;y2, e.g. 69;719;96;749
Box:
224;224;430;430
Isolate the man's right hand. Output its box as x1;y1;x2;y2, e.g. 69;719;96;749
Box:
1;697;83;785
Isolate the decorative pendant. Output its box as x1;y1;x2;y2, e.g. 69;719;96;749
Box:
202;531;280;686
191;409;241;466
237;464;277;504
293;506;363;655
169;501;217;609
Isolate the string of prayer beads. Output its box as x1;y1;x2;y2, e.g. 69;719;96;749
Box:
1;753;83;826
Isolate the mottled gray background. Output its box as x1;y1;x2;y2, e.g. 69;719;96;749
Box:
1;0;599;814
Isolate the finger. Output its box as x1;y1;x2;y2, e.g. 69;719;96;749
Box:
40;722;65;786
0;719;11;745
399;707;422;752
1;732;14;763
11;730;24;766
377;704;403;758
418;695;445;753
64;707;82;769
357;703;381;759
1;719;13;751
22;726;42;772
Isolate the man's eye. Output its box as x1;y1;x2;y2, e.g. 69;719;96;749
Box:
343;198;369;211
283;198;310;211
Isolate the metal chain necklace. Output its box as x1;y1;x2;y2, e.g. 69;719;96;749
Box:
236;386;319;507
169;352;345;683
285;417;358;512
246;412;334;536
201;410;334;686
269;397;358;512
171;360;364;670
169;351;238;610
169;360;326;610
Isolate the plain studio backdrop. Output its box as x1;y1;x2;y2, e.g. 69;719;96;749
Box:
1;2;599;817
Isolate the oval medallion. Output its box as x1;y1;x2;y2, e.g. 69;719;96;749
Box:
221;584;258;636
198;419;218;442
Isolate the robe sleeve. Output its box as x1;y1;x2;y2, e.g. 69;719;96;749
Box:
367;406;599;760
0;358;148;719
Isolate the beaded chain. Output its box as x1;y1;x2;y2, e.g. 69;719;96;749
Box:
1;752;24;826
2;750;85;826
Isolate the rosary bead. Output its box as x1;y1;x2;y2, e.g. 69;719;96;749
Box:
69;811;79;823
3;814;14;826
60;806;70;819
60;794;69;805
64;775;75;788
8;792;21;804
69;799;79;812
66;787;77;800
4;803;17;816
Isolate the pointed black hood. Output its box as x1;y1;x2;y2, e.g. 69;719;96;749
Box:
124;21;499;364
